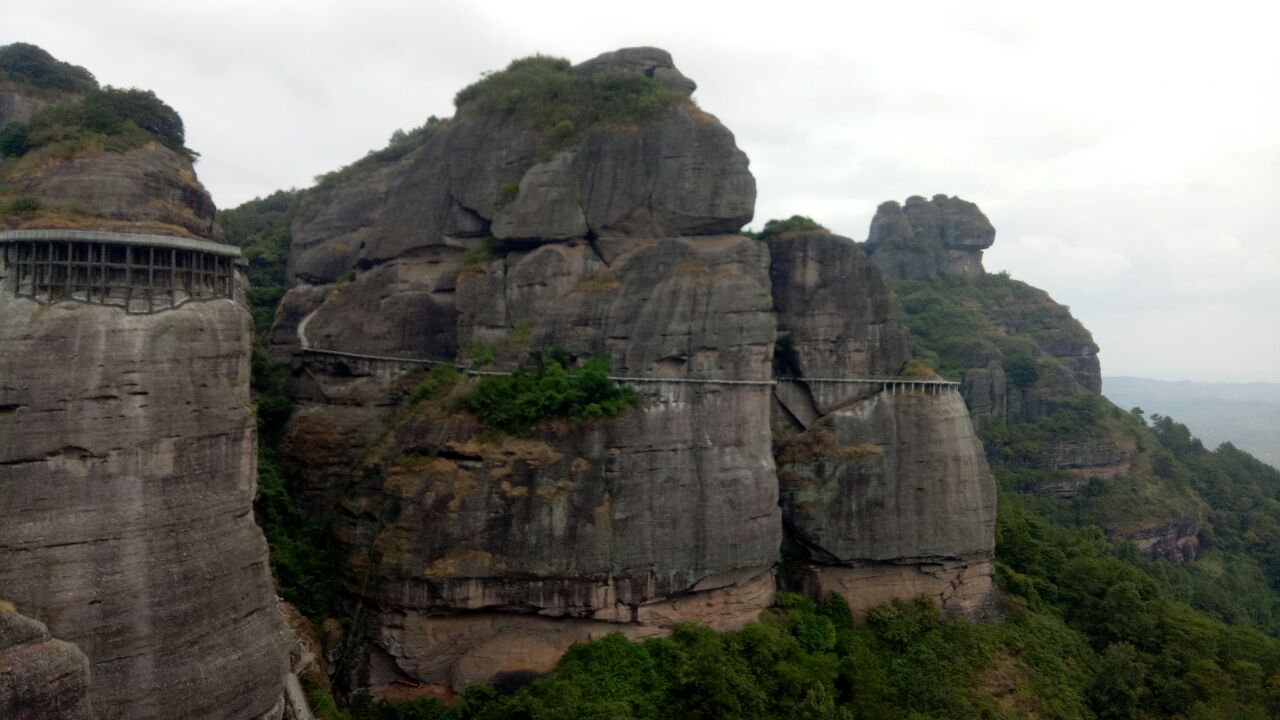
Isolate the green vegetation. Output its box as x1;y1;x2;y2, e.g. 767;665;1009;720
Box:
314;116;445;190
464;350;639;435
0;43;97;93
1;86;193;160
453;55;684;155
888;272;1093;384
220;188;302;334
221;189;339;623
750;215;828;241
409;365;463;404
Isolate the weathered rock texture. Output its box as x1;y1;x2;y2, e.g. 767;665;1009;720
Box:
0;72;213;239
277;48;999;693
0;56;286;719
3;143;218;237
769;233;997;619
0;608;94;720
864;194;995;280
278;48;777;694
0;293;288;719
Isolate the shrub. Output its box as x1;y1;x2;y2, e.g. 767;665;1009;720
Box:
5;86;194;160
79;87;187;155
6;196;41;217
0;43;97;93
496;181;519;205
463;350;639;435
454;54;683;154
754;215;828;241
408;365;461;404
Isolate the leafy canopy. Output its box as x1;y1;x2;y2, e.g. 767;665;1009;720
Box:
464;349;639;435
0;42;97;93
453;55;683;153
753;215;828;241
1;86;192;159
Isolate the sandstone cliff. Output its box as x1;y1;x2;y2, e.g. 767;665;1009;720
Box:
275;48;998;695
0;607;93;720
769;232;996;619
0;45;287;719
278;48;779;694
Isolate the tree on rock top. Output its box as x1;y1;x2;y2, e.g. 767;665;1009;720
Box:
0;42;97;93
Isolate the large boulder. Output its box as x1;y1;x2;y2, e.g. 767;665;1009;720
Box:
864;194;995;279
0;608;94;720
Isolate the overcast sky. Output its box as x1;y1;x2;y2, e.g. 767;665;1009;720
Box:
5;1;1277;383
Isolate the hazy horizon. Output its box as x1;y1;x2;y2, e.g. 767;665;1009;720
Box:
4;0;1277;383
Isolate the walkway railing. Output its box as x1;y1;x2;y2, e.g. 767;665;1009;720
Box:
296;346;960;394
0;229;243;313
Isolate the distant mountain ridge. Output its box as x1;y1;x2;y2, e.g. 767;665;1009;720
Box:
1104;376;1280;468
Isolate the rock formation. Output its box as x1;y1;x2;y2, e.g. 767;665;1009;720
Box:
769;232;997;619
279;47;779;695
863;194;995;280
0;47;287;719
276;48;999;695
0;606;94;720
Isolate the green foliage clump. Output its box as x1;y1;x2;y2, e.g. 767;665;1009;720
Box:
254;444;335;623
1;86;193;159
344;593;1103;720
752;215;828;241
225;189;340;622
0;43;97;93
453;55;683;154
409;365;462;404
464;349;639;435
888;271;1094;386
220;189;302;334
2;196;41;218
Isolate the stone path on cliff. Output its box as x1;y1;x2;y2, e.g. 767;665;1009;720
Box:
294;307;960;394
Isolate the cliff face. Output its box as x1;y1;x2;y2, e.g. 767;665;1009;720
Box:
0;49;287;720
0;609;93;720
769;233;996;619
278;48;779;694
276;47;998;694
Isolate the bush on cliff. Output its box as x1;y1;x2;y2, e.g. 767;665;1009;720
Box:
1;86;193;159
752;215;828;241
464;350;639;435
0;43;97;93
453;55;683;153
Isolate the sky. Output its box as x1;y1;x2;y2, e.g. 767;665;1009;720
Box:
4;0;1277;383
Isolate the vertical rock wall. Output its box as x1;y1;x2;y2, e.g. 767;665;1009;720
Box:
769;232;998;619
0;274;287;719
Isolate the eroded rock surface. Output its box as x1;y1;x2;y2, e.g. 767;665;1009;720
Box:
864;194;995;280
0;51;286;718
0;294;288;719
0;609;94;720
4;143;217;237
278;47;1002;693
769;233;997;619
278;48;778;694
